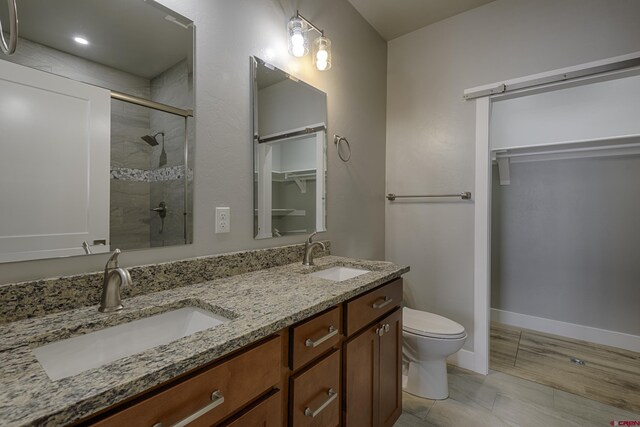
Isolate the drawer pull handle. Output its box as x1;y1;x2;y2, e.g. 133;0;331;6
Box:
304;388;338;418
152;390;224;427
372;296;393;309
305;326;338;348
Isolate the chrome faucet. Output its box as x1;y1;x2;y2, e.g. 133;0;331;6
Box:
303;232;326;266
99;249;132;313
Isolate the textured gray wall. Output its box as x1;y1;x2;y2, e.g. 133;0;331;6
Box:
386;0;640;351
0;0;387;284
491;157;640;335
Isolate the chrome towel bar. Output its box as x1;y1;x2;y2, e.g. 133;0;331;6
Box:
386;192;472;201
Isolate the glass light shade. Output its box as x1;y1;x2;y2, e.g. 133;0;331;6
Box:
288;16;309;57
313;36;332;71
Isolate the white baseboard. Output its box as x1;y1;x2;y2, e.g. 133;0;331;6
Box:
447;349;476;372
491;308;640;353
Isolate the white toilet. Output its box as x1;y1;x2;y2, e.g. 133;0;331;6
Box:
402;307;467;400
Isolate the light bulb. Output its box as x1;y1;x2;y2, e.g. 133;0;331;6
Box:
316;49;328;62
291;32;304;46
74;36;89;45
312;36;332;71
287;16;309;57
292;44;305;57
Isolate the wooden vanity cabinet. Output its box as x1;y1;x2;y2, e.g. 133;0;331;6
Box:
345;279;403;336
288;307;343;427
82;278;403;427
221;390;282;427
377;308;403;427
290;349;341;427
86;336;283;427
343;279;403;427
290;306;342;371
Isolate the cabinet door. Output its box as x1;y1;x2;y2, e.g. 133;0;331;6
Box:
343;324;379;427
378;308;402;427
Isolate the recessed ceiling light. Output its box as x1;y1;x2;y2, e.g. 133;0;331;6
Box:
73;36;89;45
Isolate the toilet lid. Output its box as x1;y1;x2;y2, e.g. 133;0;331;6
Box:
403;307;466;339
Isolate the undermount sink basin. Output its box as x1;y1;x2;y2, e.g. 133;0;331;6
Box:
33;307;230;381
309;266;369;282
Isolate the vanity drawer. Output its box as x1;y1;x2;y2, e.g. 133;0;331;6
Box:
345;278;402;336
221;390;282;427
91;336;281;427
290;349;341;427
291;306;341;371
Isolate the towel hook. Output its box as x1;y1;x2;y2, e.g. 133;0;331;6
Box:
334;134;351;162
0;0;18;56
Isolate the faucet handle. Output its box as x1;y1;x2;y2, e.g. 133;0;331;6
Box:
105;249;121;269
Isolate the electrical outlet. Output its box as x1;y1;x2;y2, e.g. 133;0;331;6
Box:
215;207;230;233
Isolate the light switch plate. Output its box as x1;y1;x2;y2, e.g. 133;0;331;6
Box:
215;207;230;233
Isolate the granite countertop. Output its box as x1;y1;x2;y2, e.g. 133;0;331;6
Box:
0;255;408;426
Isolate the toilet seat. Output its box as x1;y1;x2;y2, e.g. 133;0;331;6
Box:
403;307;466;339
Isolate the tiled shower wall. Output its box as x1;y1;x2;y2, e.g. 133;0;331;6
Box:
149;60;194;247
110;100;152;249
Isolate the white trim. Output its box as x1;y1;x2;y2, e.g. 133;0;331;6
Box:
464;51;640;97
447;349;475;371
468;53;640;380
491;309;640;353
473;97;491;375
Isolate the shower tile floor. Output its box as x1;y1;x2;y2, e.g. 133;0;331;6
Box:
394;323;640;426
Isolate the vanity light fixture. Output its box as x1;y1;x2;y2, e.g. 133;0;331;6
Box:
287;11;332;71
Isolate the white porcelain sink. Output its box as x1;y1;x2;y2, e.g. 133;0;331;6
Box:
33;307;230;381
309;266;369;282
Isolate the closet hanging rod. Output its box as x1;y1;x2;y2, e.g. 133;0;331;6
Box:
386;192;472;201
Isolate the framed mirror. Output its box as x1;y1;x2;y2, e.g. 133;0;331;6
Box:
0;0;194;262
251;57;327;239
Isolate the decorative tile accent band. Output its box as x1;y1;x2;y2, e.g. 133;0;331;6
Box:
110;166;194;182
0;241;331;324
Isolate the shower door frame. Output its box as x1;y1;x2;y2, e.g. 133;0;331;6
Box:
111;91;194;246
467;51;640;376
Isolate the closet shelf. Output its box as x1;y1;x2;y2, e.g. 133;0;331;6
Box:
492;133;640;185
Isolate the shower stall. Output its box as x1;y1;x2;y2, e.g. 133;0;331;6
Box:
110;92;193;250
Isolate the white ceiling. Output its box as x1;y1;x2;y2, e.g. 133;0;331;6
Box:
347;0;496;41
0;0;193;79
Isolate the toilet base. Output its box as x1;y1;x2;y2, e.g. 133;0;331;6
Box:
403;358;449;400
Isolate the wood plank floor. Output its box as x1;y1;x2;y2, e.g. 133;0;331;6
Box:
489;321;640;413
395;365;640;427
